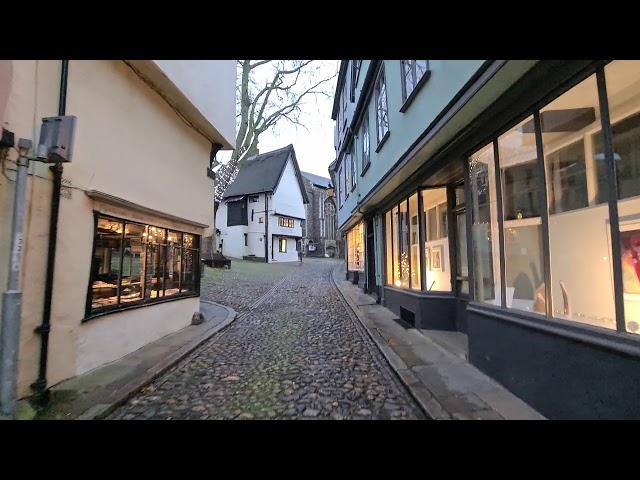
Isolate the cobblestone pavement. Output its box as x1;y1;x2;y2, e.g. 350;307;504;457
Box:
199;259;296;314
108;258;425;420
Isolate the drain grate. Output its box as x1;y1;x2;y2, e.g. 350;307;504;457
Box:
399;307;416;328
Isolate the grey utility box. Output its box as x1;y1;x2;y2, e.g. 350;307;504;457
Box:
37;115;77;162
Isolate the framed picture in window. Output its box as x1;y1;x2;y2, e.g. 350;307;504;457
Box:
431;245;443;272
617;218;640;334
424;246;431;271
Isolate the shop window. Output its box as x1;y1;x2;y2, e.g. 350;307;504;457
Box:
469;143;500;305
409;193;421;290
540;72;616;330
603;60;640;334
391;205;400;286
499;116;544;313
347;222;365;272
422;188;451;292
87;214;200;317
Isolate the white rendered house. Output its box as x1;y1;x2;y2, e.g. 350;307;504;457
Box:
216;145;309;262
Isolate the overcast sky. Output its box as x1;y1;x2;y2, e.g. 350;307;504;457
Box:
218;60;340;181
256;60;339;179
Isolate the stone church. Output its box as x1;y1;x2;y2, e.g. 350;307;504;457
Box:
301;171;343;258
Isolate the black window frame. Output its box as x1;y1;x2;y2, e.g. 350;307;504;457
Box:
375;65;390;151
400;60;431;113
85;212;201;321
351;60;362;102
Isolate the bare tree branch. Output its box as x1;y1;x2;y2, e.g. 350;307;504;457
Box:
214;60;337;201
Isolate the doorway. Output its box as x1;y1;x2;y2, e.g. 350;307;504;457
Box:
452;181;469;332
366;219;376;295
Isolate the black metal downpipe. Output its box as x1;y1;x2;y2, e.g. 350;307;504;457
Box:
31;60;68;399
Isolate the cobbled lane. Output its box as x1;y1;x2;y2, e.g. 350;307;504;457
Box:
108;258;425;420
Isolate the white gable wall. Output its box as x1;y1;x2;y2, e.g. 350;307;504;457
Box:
268;156;305;262
216;154;307;263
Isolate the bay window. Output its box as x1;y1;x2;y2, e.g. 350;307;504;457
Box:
88;214;200;317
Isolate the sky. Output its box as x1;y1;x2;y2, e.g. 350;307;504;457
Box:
257;60;339;179
218;60;340;181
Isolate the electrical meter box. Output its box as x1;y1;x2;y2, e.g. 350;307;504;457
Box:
37;115;77;162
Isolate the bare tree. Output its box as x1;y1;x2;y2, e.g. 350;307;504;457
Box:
213;60;337;201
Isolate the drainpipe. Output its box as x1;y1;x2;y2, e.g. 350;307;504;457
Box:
264;193;269;262
30;60;68;399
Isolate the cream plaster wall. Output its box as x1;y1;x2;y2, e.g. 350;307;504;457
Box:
1;60;220;396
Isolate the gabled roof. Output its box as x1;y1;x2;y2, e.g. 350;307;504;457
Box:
301;171;332;189
222;144;309;204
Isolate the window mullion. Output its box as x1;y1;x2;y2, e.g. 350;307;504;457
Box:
464;157;475;301
492;140;507;308
533;111;554;319
116;224;125;306
596;68;626;333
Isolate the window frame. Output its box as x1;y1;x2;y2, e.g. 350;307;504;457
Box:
278;237;287;253
374;65;390;150
399;60;432;113
464;60;635;338
85;212;200;321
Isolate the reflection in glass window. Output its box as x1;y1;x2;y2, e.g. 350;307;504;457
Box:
422;188;451;292
91;218;123;310
499;116;544;313
603;60;640;334
540;73;616;330
469;143;500;305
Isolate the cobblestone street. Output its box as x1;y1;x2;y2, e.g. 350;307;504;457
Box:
108;258;425;420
